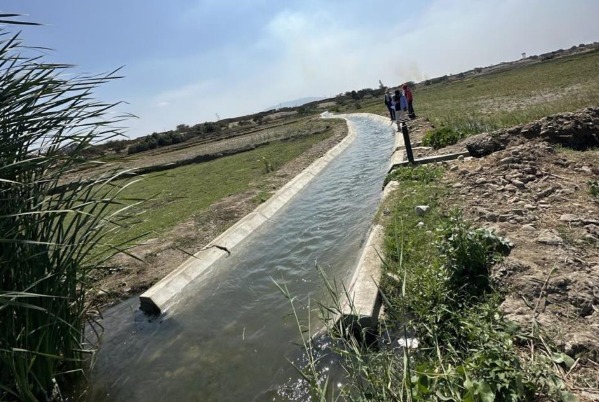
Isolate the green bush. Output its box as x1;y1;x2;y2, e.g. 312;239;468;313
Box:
438;215;512;295
422;126;466;149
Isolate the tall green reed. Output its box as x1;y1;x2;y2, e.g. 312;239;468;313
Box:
0;21;134;401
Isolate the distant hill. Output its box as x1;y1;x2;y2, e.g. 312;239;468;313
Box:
264;96;326;111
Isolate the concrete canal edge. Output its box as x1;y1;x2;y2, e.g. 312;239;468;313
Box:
336;181;403;338
139;113;366;315
333;114;406;338
332;112;401;333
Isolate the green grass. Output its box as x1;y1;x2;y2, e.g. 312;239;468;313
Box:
100;129;335;251
417;51;599;133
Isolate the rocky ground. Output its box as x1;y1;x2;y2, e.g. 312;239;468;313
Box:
415;108;599;398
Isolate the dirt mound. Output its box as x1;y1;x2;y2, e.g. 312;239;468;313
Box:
465;107;599;157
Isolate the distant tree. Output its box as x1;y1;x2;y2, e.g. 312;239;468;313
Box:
111;140;127;153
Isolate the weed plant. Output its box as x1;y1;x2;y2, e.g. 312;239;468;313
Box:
0;26;134;400
298;165;576;401
421;127;466;149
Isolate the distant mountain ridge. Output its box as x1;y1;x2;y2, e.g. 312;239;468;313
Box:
264;96;326;111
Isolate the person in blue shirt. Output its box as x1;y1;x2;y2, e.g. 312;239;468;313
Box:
393;89;408;131
384;90;395;121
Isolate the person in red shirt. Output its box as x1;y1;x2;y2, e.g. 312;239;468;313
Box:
402;84;416;119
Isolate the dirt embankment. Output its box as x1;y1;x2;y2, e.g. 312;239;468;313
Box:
435;108;599;396
89;122;348;308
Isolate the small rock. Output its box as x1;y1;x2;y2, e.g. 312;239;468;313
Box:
500;156;516;164
536;229;563;245
474;178;487;185
457;155;464;161
504;184;518;192
487;183;503;191
536;187;555;199
415;205;430;216
416;221;425;228
564;333;599;359
498;214;512;222
522;224;536;232
581;166;593;174
559;214;580;222
449;165;458;171
452;183;464;188
512;179;524;188
524;204;536;210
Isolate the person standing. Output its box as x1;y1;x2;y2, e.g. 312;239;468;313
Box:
384;90;395;121
402;84;416;119
393;89;408;131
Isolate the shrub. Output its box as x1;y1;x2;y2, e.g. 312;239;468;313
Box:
437;214;512;295
422;126;466;149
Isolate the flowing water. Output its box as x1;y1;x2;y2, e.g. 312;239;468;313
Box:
86;116;395;402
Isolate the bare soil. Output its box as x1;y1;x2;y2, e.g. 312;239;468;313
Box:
89;123;348;308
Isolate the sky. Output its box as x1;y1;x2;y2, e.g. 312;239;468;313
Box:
2;0;599;138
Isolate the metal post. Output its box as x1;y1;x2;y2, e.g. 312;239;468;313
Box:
401;121;414;164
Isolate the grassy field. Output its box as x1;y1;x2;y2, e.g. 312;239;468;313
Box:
358;50;599;134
